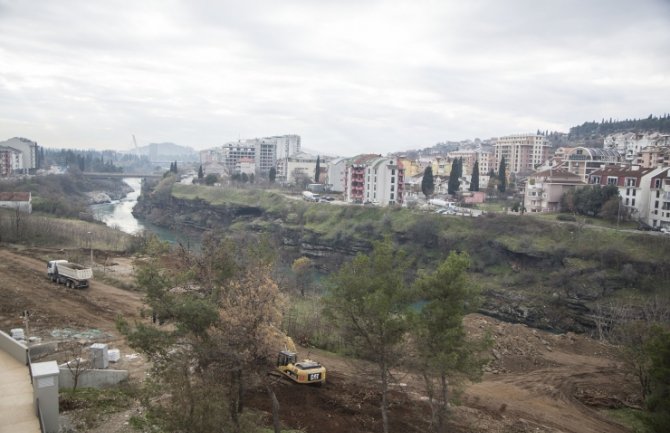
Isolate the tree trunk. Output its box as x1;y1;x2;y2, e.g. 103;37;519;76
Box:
422;372;438;431
380;361;389;433
437;372;449;433
267;386;281;433
229;370;240;432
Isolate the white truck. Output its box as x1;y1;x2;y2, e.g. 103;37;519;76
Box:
302;191;320;202
47;260;93;289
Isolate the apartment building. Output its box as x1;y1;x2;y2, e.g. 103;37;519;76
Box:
345;155;404;206
638;146;670;169
0;137;38;172
285;152;319;184
564;147;622;182
648;168;670;229
494;134;549;175
0;146;23;177
604;132;669;162
523;169;585;213
589;165;663;222
326;157;348;192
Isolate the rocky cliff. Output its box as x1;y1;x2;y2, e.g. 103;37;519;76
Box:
132;184;670;334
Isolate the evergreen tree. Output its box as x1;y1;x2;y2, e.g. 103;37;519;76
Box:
470;160;479;192
326;239;411;433
448;159;460;195
421;166;435;199
198;165;204;179
269;167;276;183
315;155;321;183
412;252;487;433
498;157;507;193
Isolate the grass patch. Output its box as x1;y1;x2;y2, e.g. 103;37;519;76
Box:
60;385;138;430
603;408;650;433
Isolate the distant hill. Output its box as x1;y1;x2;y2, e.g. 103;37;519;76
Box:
568;114;670;140
134;142;199;162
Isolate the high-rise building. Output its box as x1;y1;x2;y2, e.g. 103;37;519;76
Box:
494;134;549;175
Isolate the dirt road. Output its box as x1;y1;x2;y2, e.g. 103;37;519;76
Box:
0;248;144;336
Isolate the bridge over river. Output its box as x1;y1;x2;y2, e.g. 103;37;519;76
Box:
82;172;163;179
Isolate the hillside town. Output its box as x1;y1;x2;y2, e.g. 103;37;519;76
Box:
3;127;670;230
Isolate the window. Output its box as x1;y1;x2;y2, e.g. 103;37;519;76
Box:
626;188;630;196
632;199;636;207
391;176;395;183
390;193;394;200
391;169;395;175
625;198;629;205
391;185;394;192
656;179;662;188
607;177;618;185
633;189;636;196
626;178;636;187
656;201;660;209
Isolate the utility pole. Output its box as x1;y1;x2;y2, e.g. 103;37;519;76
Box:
88;231;93;267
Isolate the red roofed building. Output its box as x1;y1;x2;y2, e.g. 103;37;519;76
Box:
589;165;665;223
0;192;32;213
524;168;586;212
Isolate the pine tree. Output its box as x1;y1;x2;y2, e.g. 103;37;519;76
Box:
198;165;204;179
448;159;460;195
498;157;507;193
315;155;321;183
470;160;479;192
421;166;434;199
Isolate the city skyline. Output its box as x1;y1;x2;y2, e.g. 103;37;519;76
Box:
1;0;669;155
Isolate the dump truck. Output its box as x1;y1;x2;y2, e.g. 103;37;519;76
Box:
275;337;326;384
47;260;92;289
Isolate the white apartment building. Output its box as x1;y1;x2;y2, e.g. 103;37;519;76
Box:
0;146;23;176
0;137;38;172
494;134;549;175
274;135;301;160
604;132;670;162
347;156;404;206
285;152;319;184
589;165;664;222
648;168;670;229
219;136;279;176
326;157;348;192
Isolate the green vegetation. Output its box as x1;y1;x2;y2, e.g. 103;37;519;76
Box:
0;209;134;252
569;114;670;139
422;166;434;198
59;385;138;430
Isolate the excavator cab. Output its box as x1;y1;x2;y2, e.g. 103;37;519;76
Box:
277;350;297;367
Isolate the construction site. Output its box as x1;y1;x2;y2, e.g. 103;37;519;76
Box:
0;246;641;433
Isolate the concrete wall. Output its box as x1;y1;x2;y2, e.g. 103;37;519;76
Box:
0;330;27;364
59;368;129;389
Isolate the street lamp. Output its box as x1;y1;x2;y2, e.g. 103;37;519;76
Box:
87;231;93;267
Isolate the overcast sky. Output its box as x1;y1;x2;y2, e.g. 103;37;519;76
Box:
1;0;669;155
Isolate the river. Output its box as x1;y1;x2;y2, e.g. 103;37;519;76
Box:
90;177;198;248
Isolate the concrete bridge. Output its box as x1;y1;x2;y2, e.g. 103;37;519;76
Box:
81;172;163;180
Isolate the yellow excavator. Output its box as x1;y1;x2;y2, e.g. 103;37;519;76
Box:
275;337;327;385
